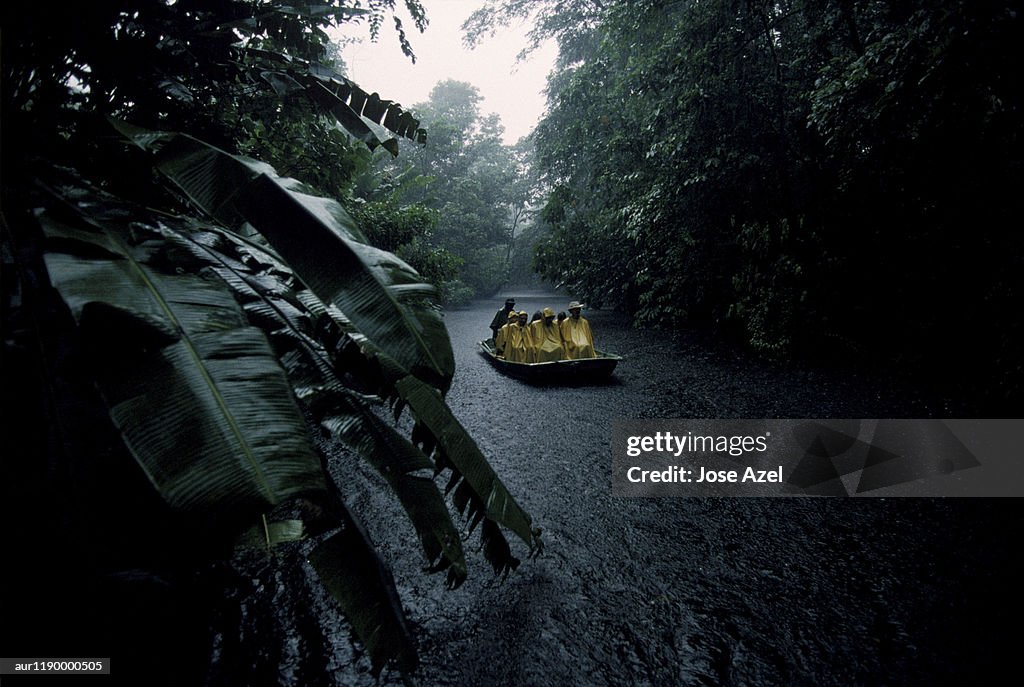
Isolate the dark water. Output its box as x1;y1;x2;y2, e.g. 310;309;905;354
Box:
215;292;1021;686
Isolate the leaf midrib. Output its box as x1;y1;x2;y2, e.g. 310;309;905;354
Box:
112;230;277;505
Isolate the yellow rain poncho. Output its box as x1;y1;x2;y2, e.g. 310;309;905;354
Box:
560;313;596;359
505;312;535;363
494;311;519;355
530;308;564;363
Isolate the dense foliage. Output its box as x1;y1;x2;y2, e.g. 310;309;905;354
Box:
488;0;1022;406
1;1;541;682
371;80;540;303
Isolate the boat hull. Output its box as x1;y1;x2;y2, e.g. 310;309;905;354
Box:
478;340;621;384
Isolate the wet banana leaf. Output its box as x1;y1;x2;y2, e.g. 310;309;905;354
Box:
294;295;541;568
236;519;307;549
108;121;540;574
111;120;455;393
248;49;426;149
395;375;542;554
309;518;418;677
174;227;467;586
241;47;396;153
317;394;468;589
293;289;543;568
35;191;325;517
37;172;466;678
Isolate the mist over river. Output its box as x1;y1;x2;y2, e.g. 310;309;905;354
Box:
214;291;1020;686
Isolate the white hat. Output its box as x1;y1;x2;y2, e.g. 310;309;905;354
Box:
568;301;585;310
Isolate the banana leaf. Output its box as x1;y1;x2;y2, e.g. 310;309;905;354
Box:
396;375;542;552
316;393;468;589
110;121;541;565
291;292;542;564
239;47;425;152
173;227;467;586
309;81;400;156
309;517;418;677
35;188;325;517
236;519;306;549
36;176;427;673
111;121;455;393
182;215;537;573
295;292;541;567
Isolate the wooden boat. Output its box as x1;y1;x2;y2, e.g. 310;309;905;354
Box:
478;339;622;384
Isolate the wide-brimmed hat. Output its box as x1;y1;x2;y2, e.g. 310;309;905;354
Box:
507;311;518;320
542;307;555;318
504;298;516;306
517;310;529;317
568;301;585;310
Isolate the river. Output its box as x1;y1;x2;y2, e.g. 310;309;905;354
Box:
214;292;1020;686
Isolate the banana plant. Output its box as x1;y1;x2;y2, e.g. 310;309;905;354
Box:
26;134;540;678
112;120;542;560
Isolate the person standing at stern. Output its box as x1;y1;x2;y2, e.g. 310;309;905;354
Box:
489;298;517;340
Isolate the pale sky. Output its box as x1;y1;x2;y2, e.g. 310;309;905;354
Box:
333;0;558;145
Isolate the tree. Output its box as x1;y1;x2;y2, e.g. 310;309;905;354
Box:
376;80;531;301
513;0;1022;406
803;1;1024;398
462;0;608;65
1;1;542;682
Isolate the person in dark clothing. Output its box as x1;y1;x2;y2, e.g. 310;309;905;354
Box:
489;298;516;340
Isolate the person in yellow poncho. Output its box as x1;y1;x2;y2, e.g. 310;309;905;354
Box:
494;310;519;357
530;307;564;363
560;300;596;359
505;311;535;363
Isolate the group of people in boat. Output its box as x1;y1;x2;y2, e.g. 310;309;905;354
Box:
488;298;597;363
